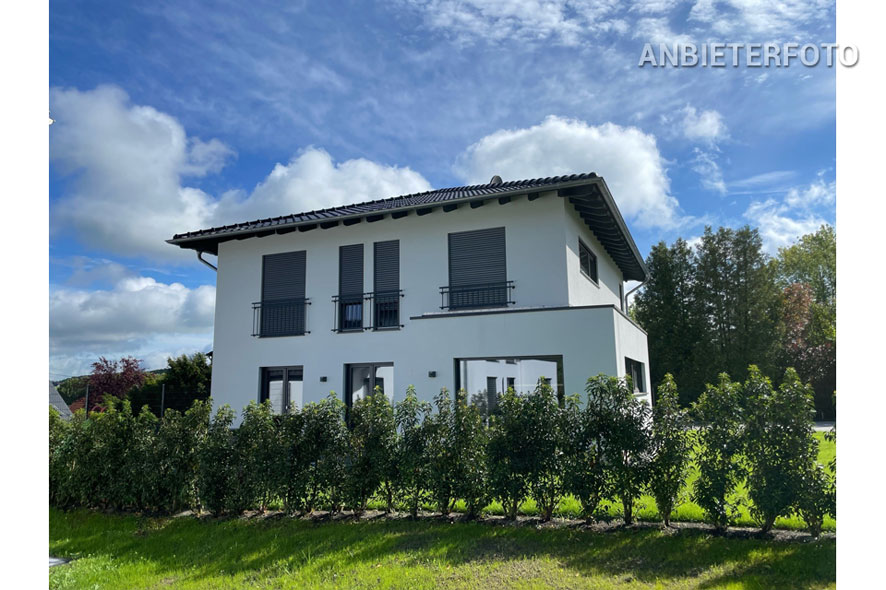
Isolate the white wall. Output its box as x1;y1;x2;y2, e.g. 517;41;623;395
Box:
209;191;648;421
562;201;625;308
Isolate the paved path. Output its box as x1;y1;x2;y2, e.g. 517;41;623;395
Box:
49;557;69;567
814;421;835;432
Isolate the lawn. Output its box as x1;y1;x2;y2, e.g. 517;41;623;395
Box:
50;508;834;590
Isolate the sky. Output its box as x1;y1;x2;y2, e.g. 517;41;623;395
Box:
48;0;837;378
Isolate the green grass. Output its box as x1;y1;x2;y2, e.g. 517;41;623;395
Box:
50;508;835;589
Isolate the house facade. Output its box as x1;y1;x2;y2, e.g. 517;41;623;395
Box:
169;173;650;422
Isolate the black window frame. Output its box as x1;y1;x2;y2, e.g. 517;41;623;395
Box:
624;357;646;394
454;355;565;406
259;365;304;413
578;239;599;285
344;362;394;410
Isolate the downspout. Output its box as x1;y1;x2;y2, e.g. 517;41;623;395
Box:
624;279;646;312
197;251;218;272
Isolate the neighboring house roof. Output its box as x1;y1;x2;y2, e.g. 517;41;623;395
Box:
69;397;86;412
49;381;73;419
168;173;648;281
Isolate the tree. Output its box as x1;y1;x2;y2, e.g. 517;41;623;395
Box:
453;391;490;519
197;405;236;515
425;389;459;515
523;379;567;521
648;374;692;526
634;239;705;403
692;373;745;533
89;356;147;411
163;353;213;412
777;224;836;305
345;388;397;514
744;367;818;533
562;391;610;522
301;395;349;513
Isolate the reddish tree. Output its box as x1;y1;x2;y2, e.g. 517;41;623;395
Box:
780;283;835;384
88;356;146;412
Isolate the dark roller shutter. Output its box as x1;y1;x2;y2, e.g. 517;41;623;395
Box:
339;244;364;295
262;251;306;300
261;251;306;336
373;240;399;293
448;227;506;286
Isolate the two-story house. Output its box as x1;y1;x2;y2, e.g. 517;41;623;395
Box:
168;173;650;421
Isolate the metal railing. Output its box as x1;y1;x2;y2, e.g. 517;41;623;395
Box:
440;280;515;310
252;298;310;337
332;290;405;331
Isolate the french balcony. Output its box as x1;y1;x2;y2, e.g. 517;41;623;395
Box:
252;298;311;337
333;290;405;332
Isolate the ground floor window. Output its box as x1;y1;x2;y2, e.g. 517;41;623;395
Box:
455;356;564;406
624;357;646;393
259;365;303;413
345;362;394;408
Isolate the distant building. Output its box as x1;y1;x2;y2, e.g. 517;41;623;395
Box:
49;381;72;419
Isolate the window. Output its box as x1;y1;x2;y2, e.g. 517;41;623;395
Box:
337;244;364;331
257;251;307;337
445;227;511;309
625;357;646;394
373;240;401;329
456;356;564;404
579;240;598;284
345;363;394;408
260;366;303;413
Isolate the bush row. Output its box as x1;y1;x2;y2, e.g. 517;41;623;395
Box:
49;367;835;535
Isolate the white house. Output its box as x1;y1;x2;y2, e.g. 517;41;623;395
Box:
168;173;650;422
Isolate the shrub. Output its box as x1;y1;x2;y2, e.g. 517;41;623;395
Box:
394;386;432;517
562;391;610;522
648;374;692;526
487;388;530;520
301;395;349;512
425;389;459;515
345;388;397;514
693;374;745;532
49;406;71;506
197;405;236;515
126;406;160;511
278;405;309;514
452;391;490;519
744;367;819;533
592;376;652;525
797;463;831;538
155;400;210;512
522;379;567;521
230;401;282;513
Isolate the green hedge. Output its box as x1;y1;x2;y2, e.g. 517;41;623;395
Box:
48;368;835;536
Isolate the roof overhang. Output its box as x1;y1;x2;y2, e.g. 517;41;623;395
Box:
167;176;648;281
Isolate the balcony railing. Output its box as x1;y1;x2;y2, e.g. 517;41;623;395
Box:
333;290;405;332
252;298;310;337
440;281;515;311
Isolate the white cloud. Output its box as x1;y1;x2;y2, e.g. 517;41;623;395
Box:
679;106;728;143
49;273;216;375
691;148;727;194
50;86;432;261
217;147;432;223
743;175;834;253
395;0;622;46
632;17;693;46
454;115;684;229
688;0;834;37
631;0;685;14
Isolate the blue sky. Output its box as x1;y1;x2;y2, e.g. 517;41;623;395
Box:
49;0;836;377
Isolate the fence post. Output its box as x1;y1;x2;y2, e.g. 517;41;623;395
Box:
160;383;165;419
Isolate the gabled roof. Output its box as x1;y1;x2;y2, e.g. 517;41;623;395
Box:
168;173;648;281
49;381;72;419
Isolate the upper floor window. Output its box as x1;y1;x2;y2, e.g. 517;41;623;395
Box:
254;251;308;337
372;240;402;329
336;243;364;332
443;226;514;310
579;239;598;284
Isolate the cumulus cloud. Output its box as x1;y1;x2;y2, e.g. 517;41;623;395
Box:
680;106;728;143
743;175;834;253
49;272;216;375
454;115;684;229
50;86;431;261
